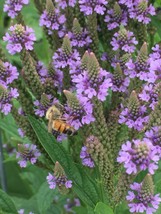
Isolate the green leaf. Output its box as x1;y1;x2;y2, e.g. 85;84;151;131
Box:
28;116;100;208
73;206;88;214
94;202;114;214
0;189;18;214
36;182;58;213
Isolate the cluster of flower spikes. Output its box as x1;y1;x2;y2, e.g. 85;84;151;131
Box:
119;0;155;24
16;144;41;168
126;174;161;214
3;0;29;18
39;0;66;37
0;59;19;115
47;162;72;194
72;51;112;102
119;90;149;131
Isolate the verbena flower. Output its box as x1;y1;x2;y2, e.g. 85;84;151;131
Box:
3;24;36;55
4;0;29;18
128;0;155;24
126;178;161;214
111;28;138;53
0;61;19;84
145;127;161;147
125;58;150;80
47;162;73;190
47;173;72;189
53;48;80;71
0;82;19;115
34;95;58;117
148;58;161;83
149;44;161;61
139;83;159;110
72;68;112;101
78;0;108;15
36;61;48;83
145;127;161;157
55;0;77;9
18;128;25;138
111;63;130;92
104;3;128;30
80;146;95;168
64;198;81;213
16;144;41;168
18;209;34;214
68;29;92;48
39;7;66;36
119;105;149;131
64;97;95;130
117;139;159;174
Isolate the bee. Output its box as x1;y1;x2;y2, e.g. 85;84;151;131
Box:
46;104;77;136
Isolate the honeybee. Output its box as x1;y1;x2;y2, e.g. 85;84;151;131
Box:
46;104;77;136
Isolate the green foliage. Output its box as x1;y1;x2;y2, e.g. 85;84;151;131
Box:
0;189;18;214
28;116;101;208
94;202;114;214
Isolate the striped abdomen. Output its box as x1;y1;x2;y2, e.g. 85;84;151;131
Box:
52;120;76;136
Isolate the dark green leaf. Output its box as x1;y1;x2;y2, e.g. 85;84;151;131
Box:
0;189;18;214
28;116;100;208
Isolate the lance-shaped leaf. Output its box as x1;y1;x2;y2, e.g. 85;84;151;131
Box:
28;116;100;208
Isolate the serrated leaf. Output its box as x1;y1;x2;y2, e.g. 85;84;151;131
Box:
28;116;100;208
94;202;114;214
0;189;18;214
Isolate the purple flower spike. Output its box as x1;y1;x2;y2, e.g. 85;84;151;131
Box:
53;49;80;71
0;83;19;115
16;144;41;168
3;24;36;55
39;7;66;36
145;126;161;157
80;146;95;168
127;180;161;214
46;173;72;189
72;68;112;101
119;105;149;131
78;0;108;15
111;28;138;53
55;0;77;9
4;0;29;18
34;96;58;117
139;83;159;110
0;61;19;84
128;0;155;24
63;94;95;130
117;139;159;175
68;30;92;48
104;3;128;30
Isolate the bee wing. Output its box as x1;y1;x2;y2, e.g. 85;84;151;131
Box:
48;119;53;133
54;103;65;114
